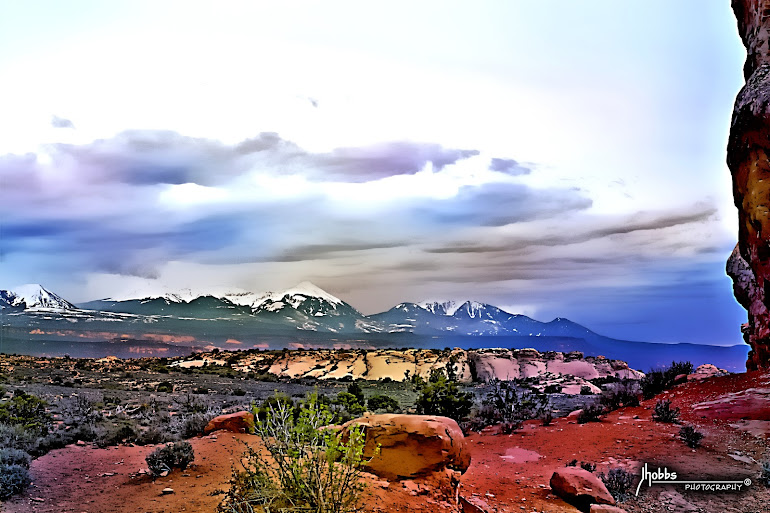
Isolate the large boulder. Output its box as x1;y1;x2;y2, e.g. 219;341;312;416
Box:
550;467;615;512
203;411;254;434
340;414;470;481
727;1;770;370
688;363;729;380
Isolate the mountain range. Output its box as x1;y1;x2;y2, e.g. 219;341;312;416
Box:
0;282;751;371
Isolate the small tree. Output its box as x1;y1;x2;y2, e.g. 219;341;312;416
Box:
414;369;473;422
219;394;369;513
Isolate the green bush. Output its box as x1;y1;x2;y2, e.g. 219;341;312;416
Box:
0;464;32;500
761;459;770;487
414;370;473;422
599;467;635;503
641;361;693;400
679;425;704;448
577;404;604;424
0;390;51;436
146;441;194;477
465;379;549;433
600;382;640;411
0;423;36;452
346;382;365;404
367;395;400;413
0;448;31;468
220;394;369;513
156;382;174;393
652;399;680;423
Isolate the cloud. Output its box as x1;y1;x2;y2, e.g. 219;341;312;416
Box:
51;116;74;129
489;158;530;175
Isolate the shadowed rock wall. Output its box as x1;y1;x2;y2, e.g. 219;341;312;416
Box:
727;0;770;370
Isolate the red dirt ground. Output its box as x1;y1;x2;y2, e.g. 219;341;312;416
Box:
3;371;768;513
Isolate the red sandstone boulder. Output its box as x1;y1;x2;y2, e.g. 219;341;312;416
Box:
203;411;254;434
340;414;470;481
687;364;729;380
590;505;628;513
550;467;615;511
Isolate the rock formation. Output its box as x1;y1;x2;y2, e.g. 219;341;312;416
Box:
727;0;770;370
549;467;615;512
194;348;643;389
203;411;254;434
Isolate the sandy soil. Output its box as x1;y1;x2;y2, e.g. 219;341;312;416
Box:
3;371;768;513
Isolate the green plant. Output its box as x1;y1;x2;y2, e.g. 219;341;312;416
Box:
0;448;31;468
465;379;549;433
0;464;32;500
146;441;194;477
346;382;365;405
599;467;635;503
0;423;36;452
761;458;770;487
220;394;369;513
367;395;400;413
641;361;693;399
600;382;640;410
544;384;562;394
577;404;604;424
0;390;51;436
156;381;174;393
679;425;704;448
652;399;680;423
414;369;473;422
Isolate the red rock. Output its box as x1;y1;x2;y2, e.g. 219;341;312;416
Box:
203;411;254;434
688;364;729;380
590;505;628;513
459;495;491;513
340;414;470;481
550;467;615;510
728;1;770;370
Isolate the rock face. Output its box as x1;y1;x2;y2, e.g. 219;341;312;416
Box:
727;0;770;370
218;348;642;389
203;411;254;434
340;414;471;482
549;468;615;511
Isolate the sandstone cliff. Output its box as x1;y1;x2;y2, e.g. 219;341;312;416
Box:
727;0;770;370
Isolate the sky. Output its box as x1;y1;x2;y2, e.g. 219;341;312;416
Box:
0;1;751;345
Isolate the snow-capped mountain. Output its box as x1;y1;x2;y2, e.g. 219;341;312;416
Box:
416;300;462;316
0;284;76;311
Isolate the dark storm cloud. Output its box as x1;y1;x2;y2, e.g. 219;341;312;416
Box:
489;158;530;176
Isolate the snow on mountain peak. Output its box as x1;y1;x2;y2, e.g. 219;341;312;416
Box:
7;284;76;310
416;300;461;316
251;282;343;310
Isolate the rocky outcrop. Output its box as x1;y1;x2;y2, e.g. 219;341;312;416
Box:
203;411;254;434
687;363;730;380
549;467;615;512
727;0;770;370
217;348;643;389
340;414;470;482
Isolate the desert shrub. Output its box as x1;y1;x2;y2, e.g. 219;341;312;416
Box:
580;386;593;395
599;467;635;503
156;381;174;393
544;384;562;394
577;404;604;424
232;388;247;396
0;390;51;436
0;448;30;468
475;379;549;431
334;392;365;420
0;464;32;500
254;393;294;421
103;424;138;446
678;425;704;448
600;381;640;411
0;423;36;452
220;394;369;513
180;413;212;438
541;411;553;426
565;459;595;472
761;459;770;487
346;382;365;404
193;386;209;395
641;361;693;400
367;395;400;413
146;441;195;477
414;369;473;422
652;399;680;423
